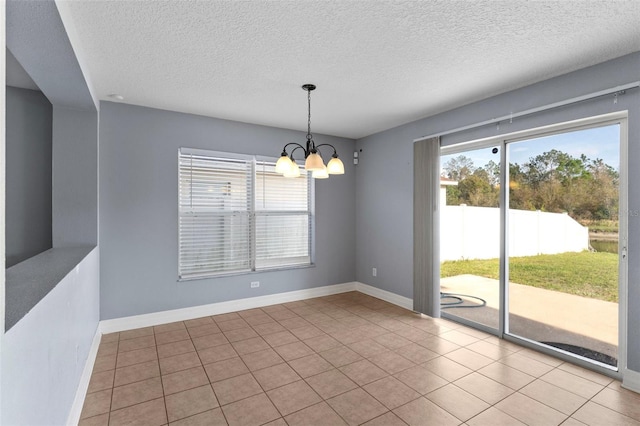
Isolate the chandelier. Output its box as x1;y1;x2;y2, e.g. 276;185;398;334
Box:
275;84;345;179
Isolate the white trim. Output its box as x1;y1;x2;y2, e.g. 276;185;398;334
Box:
622;368;640;394
355;282;413;311
415;82;639;143
76;282;414;422
100;282;358;333
66;326;102;426
440;111;628;156
178;149;313;280
179;146;253;161
98;282;416;334
618;116;629;379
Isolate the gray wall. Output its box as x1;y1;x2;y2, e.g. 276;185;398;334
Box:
52;106;98;247
1;248;100;425
99;102;356;320
3;3;100;424
355;52;640;371
5;86;53;267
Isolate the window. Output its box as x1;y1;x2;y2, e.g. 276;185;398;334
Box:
178;147;313;279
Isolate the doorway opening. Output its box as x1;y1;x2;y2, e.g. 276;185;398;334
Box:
439;113;626;372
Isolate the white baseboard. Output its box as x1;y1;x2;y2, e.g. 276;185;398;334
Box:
73;281;410;421
355;282;413;311
100;282;359;334
66;326;102;426
622;368;640;393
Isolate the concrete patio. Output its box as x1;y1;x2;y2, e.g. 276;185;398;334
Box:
440;274;618;363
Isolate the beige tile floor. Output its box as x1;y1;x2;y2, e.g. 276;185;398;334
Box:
79;291;640;426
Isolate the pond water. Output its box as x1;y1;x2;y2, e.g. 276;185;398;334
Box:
590;239;618;254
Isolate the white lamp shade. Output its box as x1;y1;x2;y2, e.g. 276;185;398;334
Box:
275;155;293;174
312;166;329;179
326;157;345;175
284;162;301;178
304;152;325;171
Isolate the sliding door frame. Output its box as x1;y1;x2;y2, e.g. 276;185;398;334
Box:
439;111;628;379
439;140;503;337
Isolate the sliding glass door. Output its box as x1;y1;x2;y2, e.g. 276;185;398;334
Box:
440;146;501;333
506;125;620;368
439;114;625;372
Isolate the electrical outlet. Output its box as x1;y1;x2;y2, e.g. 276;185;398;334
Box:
372;268;377;277
251;281;260;288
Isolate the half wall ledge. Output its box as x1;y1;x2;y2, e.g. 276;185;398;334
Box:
5;246;95;331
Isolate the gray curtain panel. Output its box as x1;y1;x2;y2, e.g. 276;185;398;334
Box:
413;136;440;317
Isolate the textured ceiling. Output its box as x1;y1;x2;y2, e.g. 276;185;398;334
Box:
55;0;640;139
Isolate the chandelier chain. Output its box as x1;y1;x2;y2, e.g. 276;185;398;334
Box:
307;88;312;140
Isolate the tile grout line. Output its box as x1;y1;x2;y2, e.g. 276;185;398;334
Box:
107;337;118;425
107;336;118;422
152;330;171;426
189;323;228;425
536;363;610;400
82;292;639;426
544;369;625;424
251;318;338;423
471;360;609;424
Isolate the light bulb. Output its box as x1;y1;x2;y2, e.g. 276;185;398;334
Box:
326;157;345;175
275;154;293;174
312;166;329;179
284;162;301;178
305;152;325;171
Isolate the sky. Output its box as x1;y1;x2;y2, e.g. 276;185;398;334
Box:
441;124;620;174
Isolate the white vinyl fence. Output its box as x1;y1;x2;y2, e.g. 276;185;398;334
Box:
441;205;589;261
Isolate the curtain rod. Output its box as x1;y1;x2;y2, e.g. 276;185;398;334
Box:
414;81;640;143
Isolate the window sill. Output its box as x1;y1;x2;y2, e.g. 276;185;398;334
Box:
5;246;96;331
178;263;316;282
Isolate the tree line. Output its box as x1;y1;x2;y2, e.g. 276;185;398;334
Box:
443;149;619;222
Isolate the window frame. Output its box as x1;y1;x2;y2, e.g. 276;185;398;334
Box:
178;147;315;281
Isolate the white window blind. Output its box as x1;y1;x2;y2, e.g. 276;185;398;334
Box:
255;161;311;269
179;148;312;279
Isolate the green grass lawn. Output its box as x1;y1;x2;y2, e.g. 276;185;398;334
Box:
441;251;619;303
